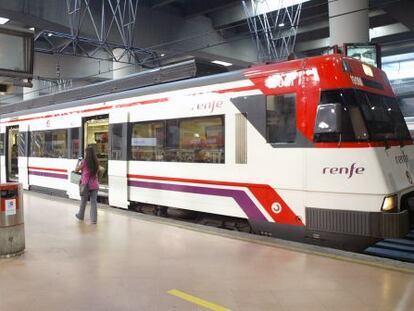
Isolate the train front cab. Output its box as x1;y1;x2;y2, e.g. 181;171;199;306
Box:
244;56;413;251
301;56;414;250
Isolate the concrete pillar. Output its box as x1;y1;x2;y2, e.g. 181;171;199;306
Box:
112;48;142;80
329;0;369;47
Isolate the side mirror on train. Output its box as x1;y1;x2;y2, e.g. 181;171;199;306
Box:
314;103;342;134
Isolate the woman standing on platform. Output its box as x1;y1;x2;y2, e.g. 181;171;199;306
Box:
75;146;100;224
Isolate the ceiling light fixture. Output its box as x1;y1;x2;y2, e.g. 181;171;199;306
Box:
160;53;165;57
212;60;232;67
0;17;9;24
278;22;285;27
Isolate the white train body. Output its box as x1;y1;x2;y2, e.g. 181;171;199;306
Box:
1;55;413;250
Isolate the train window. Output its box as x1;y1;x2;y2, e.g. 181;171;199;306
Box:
69;127;81;159
315;90;366;142
314;91;358;142
51;130;67;158
17;132;28;157
110;123;126;161
30;129;67;158
129;115;225;163
131;121;165;161
30;132;44;157
266;94;296;143
348;106;369;140
0;133;4;155
356;91;411;141
313;89;412;143
165;119;179;161
177;116;224;163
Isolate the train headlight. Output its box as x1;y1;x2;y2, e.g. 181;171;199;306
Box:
381;195;397;212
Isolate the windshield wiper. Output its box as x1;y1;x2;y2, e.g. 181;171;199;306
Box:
396;125;406;148
384;139;390;150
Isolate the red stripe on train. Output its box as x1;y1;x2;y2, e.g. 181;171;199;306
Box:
127;174;263;187
127;174;304;226
215;85;258;94
2;106;113;124
315;140;413;148
115;98;168;108
0;84;256;124
28;166;68;173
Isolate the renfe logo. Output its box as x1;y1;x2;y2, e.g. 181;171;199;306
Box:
322;163;365;179
192;100;223;113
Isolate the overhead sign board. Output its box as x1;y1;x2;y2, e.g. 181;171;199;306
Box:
0;25;34;79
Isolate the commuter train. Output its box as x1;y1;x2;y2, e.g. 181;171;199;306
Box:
1;54;413;250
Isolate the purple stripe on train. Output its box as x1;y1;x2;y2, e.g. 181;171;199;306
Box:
29;170;68;180
128;180;267;221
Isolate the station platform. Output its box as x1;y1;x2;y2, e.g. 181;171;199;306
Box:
1;191;414;311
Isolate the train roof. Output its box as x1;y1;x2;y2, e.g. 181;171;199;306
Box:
0;54;388;119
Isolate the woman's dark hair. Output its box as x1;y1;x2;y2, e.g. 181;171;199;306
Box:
85;146;99;176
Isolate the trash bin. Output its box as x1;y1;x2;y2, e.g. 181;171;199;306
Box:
0;183;25;257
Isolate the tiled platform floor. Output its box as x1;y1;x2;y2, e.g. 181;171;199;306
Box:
0;191;414;311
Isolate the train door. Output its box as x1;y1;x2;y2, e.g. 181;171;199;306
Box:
82;115;109;191
108;110;129;209
17;123;30;189
6;126;19;182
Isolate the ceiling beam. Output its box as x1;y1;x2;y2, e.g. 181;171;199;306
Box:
382;0;414;32
211;0;327;29
151;0;177;9
185;1;239;19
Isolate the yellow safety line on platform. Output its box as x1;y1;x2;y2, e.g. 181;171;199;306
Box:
167;289;231;311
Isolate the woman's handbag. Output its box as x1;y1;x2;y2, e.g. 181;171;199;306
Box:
79;182;89;196
70;171;81;184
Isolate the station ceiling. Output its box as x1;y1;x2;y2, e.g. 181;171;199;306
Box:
144;0;414;56
144;0;239;16
1;0;412;60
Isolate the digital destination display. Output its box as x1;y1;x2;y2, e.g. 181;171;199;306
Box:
344;43;381;68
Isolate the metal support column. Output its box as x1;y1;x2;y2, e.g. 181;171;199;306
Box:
35;0;159;69
242;0;303;62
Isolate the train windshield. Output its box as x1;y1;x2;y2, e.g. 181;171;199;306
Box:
314;89;411;143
